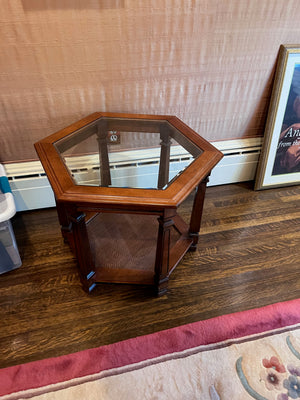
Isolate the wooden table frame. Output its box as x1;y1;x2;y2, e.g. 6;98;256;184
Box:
35;112;223;296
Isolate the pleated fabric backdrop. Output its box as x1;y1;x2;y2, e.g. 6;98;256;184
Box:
1;0;300;162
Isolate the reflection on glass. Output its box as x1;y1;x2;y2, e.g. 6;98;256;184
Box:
54;118;203;190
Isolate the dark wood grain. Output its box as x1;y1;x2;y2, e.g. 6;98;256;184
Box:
0;182;299;369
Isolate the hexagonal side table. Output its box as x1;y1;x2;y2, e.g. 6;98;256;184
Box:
35;112;223;296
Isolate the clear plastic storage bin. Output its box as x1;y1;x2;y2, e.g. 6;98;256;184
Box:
0;164;22;274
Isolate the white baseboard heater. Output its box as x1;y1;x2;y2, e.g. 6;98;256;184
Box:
4;138;262;212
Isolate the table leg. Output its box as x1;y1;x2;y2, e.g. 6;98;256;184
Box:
158;128;171;189
97;126;111;187
55;201;76;252
189;175;209;251
70;212;96;293
154;209;175;296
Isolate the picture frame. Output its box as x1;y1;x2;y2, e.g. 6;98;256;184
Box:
255;44;300;190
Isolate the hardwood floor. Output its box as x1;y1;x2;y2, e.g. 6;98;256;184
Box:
0;182;299;369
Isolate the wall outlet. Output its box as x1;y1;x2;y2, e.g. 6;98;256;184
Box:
107;131;121;145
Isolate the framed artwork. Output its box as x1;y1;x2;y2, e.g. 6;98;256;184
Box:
255;45;300;190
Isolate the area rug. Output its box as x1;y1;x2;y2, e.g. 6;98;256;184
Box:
1;299;300;400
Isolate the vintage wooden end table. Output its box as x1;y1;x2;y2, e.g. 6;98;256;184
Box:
35;113;223;295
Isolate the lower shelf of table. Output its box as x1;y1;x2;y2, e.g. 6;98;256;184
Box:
85;212;192;286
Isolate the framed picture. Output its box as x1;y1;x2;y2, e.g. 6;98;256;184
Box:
255;45;300;190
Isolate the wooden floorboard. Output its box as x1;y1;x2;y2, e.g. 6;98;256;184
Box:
0;182;299;368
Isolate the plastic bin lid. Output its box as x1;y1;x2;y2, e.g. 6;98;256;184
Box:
0;164;16;222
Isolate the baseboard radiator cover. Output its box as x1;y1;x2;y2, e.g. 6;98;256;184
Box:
4;138;262;212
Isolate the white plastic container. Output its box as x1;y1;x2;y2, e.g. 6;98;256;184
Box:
0;164;22;274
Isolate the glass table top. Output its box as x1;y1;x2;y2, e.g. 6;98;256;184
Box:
54;117;203;190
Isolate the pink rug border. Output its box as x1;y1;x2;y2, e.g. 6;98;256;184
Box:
1;298;300;396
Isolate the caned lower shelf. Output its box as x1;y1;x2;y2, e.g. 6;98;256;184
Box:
85;212;192;285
